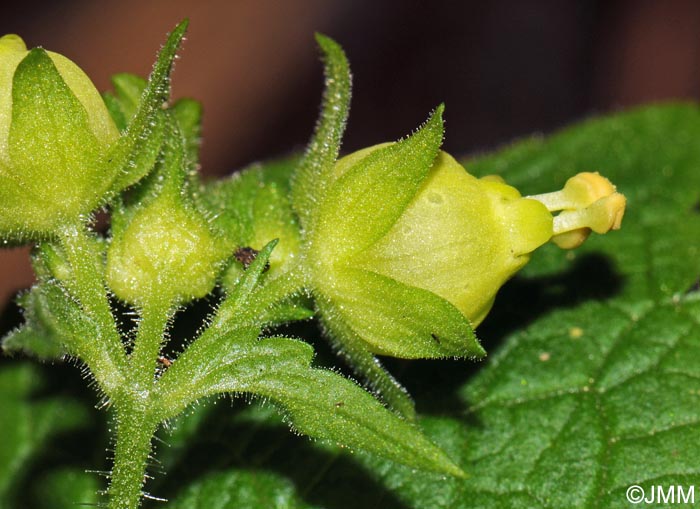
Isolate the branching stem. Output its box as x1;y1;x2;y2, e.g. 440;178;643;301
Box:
58;222;127;395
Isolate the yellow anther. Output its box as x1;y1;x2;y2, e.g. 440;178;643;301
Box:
528;172;626;250
528;172;617;211
551;192;626;248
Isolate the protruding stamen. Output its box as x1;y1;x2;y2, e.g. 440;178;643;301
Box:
528;172;617;212
527;172;626;249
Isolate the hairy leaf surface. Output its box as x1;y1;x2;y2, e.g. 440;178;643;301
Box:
164;104;700;508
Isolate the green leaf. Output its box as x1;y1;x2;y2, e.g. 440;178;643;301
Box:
291;34;351;231
0;364;89;506
32;468;100;509
168;470;308;509
155;239;462;478
106;20;188;192
154;333;463;478
169;104;700;507
311;105;444;259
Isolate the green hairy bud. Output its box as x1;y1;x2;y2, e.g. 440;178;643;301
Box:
0;34;119;239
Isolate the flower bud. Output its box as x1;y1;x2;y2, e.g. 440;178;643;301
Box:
0;34;119;238
354;152;625;328
106;197;223;308
106;118;224;309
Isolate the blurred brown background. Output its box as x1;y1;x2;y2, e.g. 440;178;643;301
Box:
2;0;700;311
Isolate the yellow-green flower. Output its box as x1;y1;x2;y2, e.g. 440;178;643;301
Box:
293;36;626;416
301;108;626;360
352;150;625;329
0;34;119;238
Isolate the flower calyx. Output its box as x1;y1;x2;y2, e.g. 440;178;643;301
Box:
0;34;119;239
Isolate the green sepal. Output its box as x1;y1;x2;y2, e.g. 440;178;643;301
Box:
103;72;164;189
201;166;314;326
311;105;444;260
105;75;201;191
324;267;481;358
103;73;147;132
111;73;147;123
200;158;302;281
316;293;417;419
170;98;203;169
291;34;351;232
105;20;188;193
102;92;127;133
207;239;312;333
30;242;71;282
223;239;279;312
1;290;65;361
30;236;107;300
1;325;63;360
5;236;112;364
1;48;115;237
261;297;315;326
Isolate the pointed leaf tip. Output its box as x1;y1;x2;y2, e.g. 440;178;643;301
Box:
106;19;190;193
314;33;341;53
171;18;190;37
426;103;445;134
291;33;351;230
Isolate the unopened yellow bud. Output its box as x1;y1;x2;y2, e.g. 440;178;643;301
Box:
0;34;120;238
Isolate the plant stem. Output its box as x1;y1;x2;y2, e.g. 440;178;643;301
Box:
108;398;158;509
58;223;127;394
130;302;172;390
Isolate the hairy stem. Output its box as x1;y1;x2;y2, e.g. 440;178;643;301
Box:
130;302;172;390
108;398;158;509
58;223;127;394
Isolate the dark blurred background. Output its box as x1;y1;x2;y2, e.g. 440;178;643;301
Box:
2;0;700;307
